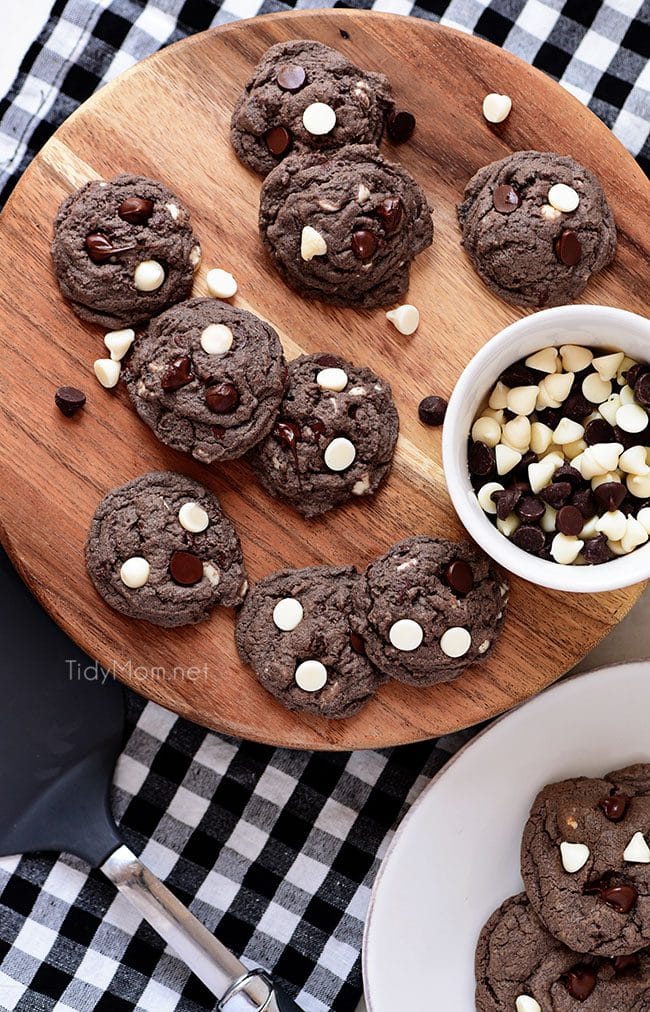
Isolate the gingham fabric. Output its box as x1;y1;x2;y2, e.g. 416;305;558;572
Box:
0;2;648;1011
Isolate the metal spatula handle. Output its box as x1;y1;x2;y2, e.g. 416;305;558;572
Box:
102;845;281;1011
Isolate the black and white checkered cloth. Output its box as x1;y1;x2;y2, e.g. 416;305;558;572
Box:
0;2;648;1011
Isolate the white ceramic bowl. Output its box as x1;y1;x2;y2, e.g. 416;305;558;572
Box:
442;305;650;593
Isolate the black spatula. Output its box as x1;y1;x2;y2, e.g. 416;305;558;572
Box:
0;547;302;1012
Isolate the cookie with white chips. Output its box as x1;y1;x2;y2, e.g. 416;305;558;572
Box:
235;565;383;718
350;536;508;686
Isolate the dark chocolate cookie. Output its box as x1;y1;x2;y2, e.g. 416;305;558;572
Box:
476;893;650;1012
124;298;287;463
230;39;394;176
521;764;650;957
259;144;433;308
85;471;247;627
249;352;399;517
458;151;616;307
235;564;382;718
52;174;200;329
350;536;508;685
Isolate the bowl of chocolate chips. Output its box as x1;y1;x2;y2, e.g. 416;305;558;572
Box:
442;305;650;592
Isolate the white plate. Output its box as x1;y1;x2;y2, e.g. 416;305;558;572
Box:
363;662;650;1012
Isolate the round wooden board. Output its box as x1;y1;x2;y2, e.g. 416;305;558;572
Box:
0;11;648;751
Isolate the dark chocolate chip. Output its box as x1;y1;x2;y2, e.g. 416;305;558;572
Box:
581;535;613;565
564;391;592;421
493;487;522;521
118;196;154;224
535;407;562;429
339;27;350;39
612;954;640;975
625;363;649;389
553;464;583;490
599;883;638;914
351;229;377;260
499;363;535;387
555;228;582;266
561;966;597;1001
634;373;650;408
274;420;301;447
418;396;447;426
376;196;403;234
205;382;239;413
513;450;537;481
585;418;616;445
593;481;627;512
84;232;134;263
314;354;343;368
598;793;631;822
444;560;474;595
212;425;226;440
517;495;545;523
557;504;584;536
492;184;520;214
614;424;645;451
540;482;572;509
350;631;366;655
265;125;292;156
169;550;203;586
512;525;545;554
387;109;416;143
54;385;86;417
161;355;193;391
469;441;495;477
571;488;597;519
276;64;306;91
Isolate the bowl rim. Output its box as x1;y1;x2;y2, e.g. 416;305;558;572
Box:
442;304;650;593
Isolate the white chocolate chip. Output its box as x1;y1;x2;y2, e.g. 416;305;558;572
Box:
104;328;134;361
599;393;622;426
621;516;649;553
541;203;562;222
93;358;121;389
489;381;509;410
324;437;356;471
166;202;179;220
628;473;650;498
616;402;648;433
134;260;164;292
620;384;636;405
502;415;531;452
596;510;627;541
592;351;624;381
120;557;150;588
541;505;557;533
548;182;580;212
637;506;650;533
482;92;512;123
471;416;501;447
542;371;574;404
273;597;304;632
386;304;419;336
590;442;624;474
477;482;503;514
580;516;599;539
178;502;209;533
582;372;612;404
200;324;234;355
497;513;520;536
515;997;541;1012
349;386;366;397
495;443;522;475
623;831;650;864
478;639;491;654
530;422;554;455
357;184;371;202
608;539;628;556
553;418;584;445
206;268;237;298
525;347;557;373
591;471;621;490
440;627;471;658
507;386;538;416
619;445;650;476
529;457;558;494
552;534;584;565
560;841;590;872
389;618;423;652
203;563;221;586
300;225;328;261
189;245;202;268
295;659;327;692
317;367;348;392
564;438;587;460
560;344;593;373
302;102;336;135
352;475;370;495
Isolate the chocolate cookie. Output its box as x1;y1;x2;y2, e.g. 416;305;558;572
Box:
521;764;650;957
230;39;394;176
249;352;399;517
458;151;616;307
52;174;200;329
85;471;247;627
124;298;287;463
235;565;382;718
259;144;433;308
350;536;508;685
476;893;650;1012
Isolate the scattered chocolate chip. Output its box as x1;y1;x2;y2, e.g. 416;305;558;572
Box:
206;382;239;413
444;560;474;595
557;504;584;536
492;184;520;213
266;125;292;156
517;495;545;523
535;407;562;429
276;64;306;91
540;481;572;509
350;631;366;655
54;385;86;417
612;954;640;975
469;441;495;477
598;793;631;822
555;228;582;267
84;232;134;263
581;535;613;565
493;487;522;521
418;395;447;426
376;196;403;234
553;464;583;490
339;27;350;39
614;424;644;451
351;229;377;260
315;353;343;368
512;525;545;554
386;109;416;143
599;883;638;914
513;450;538;481
593;481;627;512
499;363;535;387
634;373;650;408
169;550;203;586
161;355;193;391
571;488;597;519
274;420;301;447
118;196;154;224
564;391;592;421
585;418;616;445
212;425;226;440
561;966;597;1001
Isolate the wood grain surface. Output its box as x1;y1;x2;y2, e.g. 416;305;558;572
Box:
0;11;648;750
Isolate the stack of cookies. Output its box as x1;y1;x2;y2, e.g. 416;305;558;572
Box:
476;765;650;1010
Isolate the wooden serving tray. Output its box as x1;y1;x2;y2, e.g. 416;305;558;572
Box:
0;11;647;750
